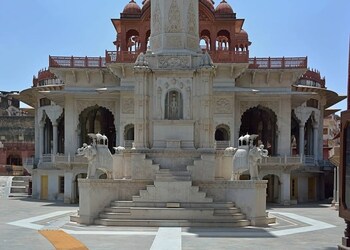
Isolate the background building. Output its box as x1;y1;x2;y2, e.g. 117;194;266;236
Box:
0;91;34;175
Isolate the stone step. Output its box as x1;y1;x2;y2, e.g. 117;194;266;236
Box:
99;207;246;220
94;218;250;227
132;194;213;203
110;201;235;209
10;186;26;193
155;170;192;181
155;176;192;181
213;207;241;215
11;180;25;187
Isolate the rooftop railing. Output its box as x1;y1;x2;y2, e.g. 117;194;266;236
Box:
49;56;106;68
49;53;307;69
249;57;307;69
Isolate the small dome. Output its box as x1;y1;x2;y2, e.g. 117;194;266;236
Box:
215;0;234;14
123;0;141;14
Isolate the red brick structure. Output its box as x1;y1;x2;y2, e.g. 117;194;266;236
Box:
0;92;34;175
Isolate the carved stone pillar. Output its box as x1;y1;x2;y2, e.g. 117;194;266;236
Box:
280;172;291;205
133;66;151;149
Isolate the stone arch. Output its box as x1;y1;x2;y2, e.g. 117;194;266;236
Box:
124;124;135;148
263;174;281;203
165;89;183;120
216;30;230;50
239;105;278;155
79;105;116;152
126;29;140;52
7;154;22;166
200;29;211;51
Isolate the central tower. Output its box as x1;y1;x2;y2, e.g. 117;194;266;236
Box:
149;0;200;54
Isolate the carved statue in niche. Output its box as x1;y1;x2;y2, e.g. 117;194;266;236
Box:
165;90;183;120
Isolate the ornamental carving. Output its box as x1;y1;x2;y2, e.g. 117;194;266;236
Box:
187;37;198;51
215;98;232;114
77;100;115;116
122;98;134;114
240;101;278;117
158;56;190;69
167;0;182;33
187;1;196;34
167;36;182;49
153;0;161;35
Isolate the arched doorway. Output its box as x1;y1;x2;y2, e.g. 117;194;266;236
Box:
263;174;280;203
240;105;278;155
7;154;22;166
215;124;230;149
79;105;116;152
124;124;134;148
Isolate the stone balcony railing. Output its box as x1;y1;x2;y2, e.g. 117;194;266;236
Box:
24;154;87;170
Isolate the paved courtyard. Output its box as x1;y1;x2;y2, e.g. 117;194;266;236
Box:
0;177;346;249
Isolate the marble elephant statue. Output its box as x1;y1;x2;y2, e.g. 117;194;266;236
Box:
77;133;114;179
231;145;268;180
231;147;249;180
77;143;98;179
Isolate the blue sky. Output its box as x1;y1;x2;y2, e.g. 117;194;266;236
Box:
0;0;349;111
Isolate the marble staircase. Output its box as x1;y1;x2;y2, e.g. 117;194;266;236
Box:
94;169;251;227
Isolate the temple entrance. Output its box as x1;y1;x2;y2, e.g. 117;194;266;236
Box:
79;105;116;152
263;174;280;203
239;106;277;155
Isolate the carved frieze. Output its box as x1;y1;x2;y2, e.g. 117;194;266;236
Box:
153;0;161;35
122;98;134;114
166;35;182;49
187;0;196;34
215;98;232;114
76;100;115;116
240;101;279;117
158;56;191;69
